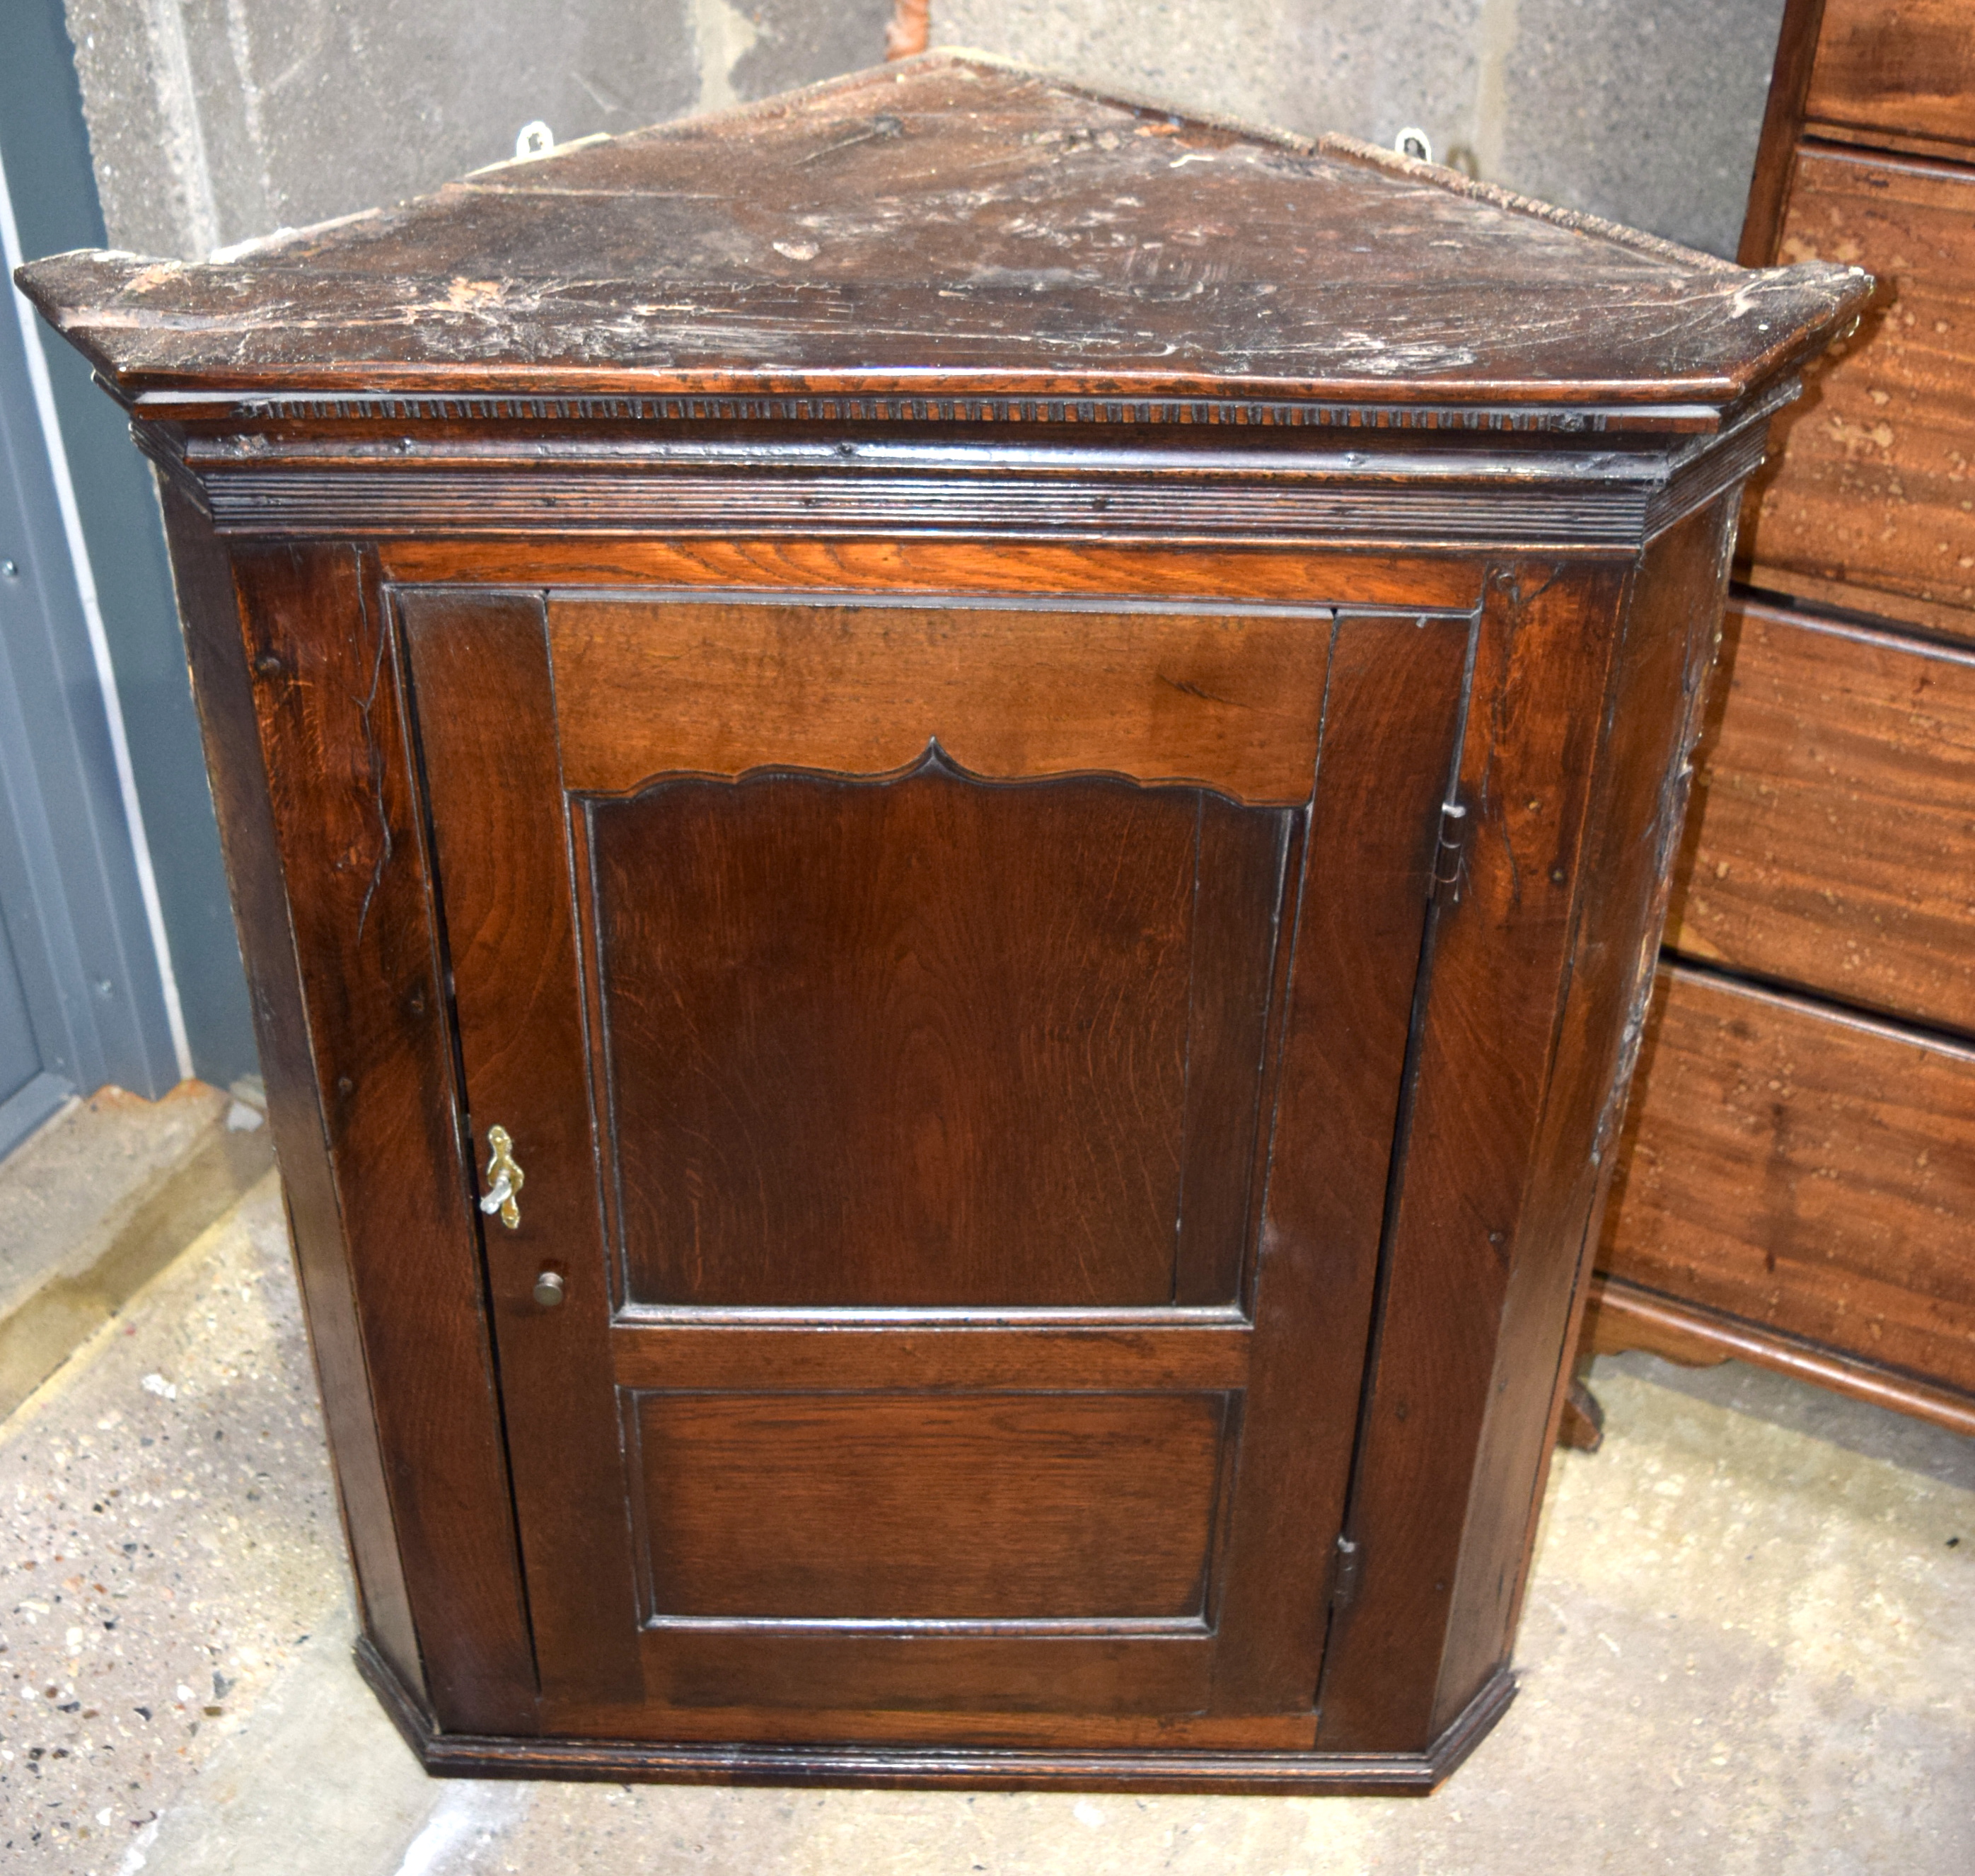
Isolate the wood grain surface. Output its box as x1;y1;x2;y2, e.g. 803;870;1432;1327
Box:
1203;610;1470;1719
402;579;1470;1747
201;548;539;1735
590;760;1284;1308
158;495;428;1713
16;55;1864;417
402;589;647;1708
1805;0;1975;156
1743;146;1975;637
1599;965;1975;1394
1315;558;1631;1752
1435;499;1737;1733
367;1629;1515;1785
39;25;1858;1781
550;594;1335;803
1584;1278;1975;1437
383;540;1489;610
608;1318;1252;1391
632;1391;1228;1622
1668;598;1975;1032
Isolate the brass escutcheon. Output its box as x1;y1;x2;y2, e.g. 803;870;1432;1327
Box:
479;1125;524;1230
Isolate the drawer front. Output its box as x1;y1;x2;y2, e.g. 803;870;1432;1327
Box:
1805;0;1975;157
1743;146;1975;639
1668;599;1975;1033
1601;966;1975;1394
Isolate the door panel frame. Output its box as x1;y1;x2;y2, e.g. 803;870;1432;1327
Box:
397;562;1481;1746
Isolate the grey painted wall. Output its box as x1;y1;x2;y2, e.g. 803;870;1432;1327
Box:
3;147;185;1123
5;0;257;1093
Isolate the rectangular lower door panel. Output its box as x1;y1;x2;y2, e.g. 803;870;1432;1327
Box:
630;1390;1231;1625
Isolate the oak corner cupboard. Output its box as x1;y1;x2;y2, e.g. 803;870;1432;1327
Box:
17;52;1865;1794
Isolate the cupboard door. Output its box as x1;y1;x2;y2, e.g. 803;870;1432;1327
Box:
403;585;1471;1747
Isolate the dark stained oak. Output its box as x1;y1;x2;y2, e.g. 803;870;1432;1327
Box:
591;755;1283;1309
163;523;539;1737
1438;499;1736;1723
362;1630;1514;1783
407;583;1469;1741
18;52;1862;1790
402;591;647;1709
632;1390;1229;1622
1315;556;1631;1751
608;1318;1252;1391
1668;598;1975;1034
1202;610;1470;1720
16;57;1860;419
156;492;425;1707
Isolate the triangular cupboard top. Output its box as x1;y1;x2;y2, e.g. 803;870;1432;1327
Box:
17;52;1870;434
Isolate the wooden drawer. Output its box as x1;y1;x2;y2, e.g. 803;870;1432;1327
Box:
1668;598;1975;1033
1805;0;1975;163
1742;146;1975;640
1600;965;1975;1396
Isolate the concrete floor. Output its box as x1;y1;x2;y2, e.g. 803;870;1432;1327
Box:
0;1084;270;1420
4;1177;1971;1875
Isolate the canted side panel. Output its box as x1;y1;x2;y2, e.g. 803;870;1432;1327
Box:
156;494;427;1709
631;1390;1231;1625
1315;563;1628;1752
180;540;539;1736
589;760;1286;1309
1432;500;1739;1735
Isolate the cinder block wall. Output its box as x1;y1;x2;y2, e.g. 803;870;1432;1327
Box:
61;0;1781;261
934;0;1788;258
59;1;894;258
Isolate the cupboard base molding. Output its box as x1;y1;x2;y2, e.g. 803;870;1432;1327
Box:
1584;1276;1975;1439
353;1638;1516;1795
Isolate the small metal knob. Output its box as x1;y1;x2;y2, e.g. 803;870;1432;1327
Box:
533;1270;565;1309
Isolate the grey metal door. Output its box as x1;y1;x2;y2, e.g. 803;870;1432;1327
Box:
0;147;179;1155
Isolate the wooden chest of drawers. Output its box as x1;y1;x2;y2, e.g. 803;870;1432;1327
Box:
1592;0;1975;1435
20;54;1861;1788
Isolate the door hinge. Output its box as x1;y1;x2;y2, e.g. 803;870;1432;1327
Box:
1330;1534;1364;1615
1431;799;1468;905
